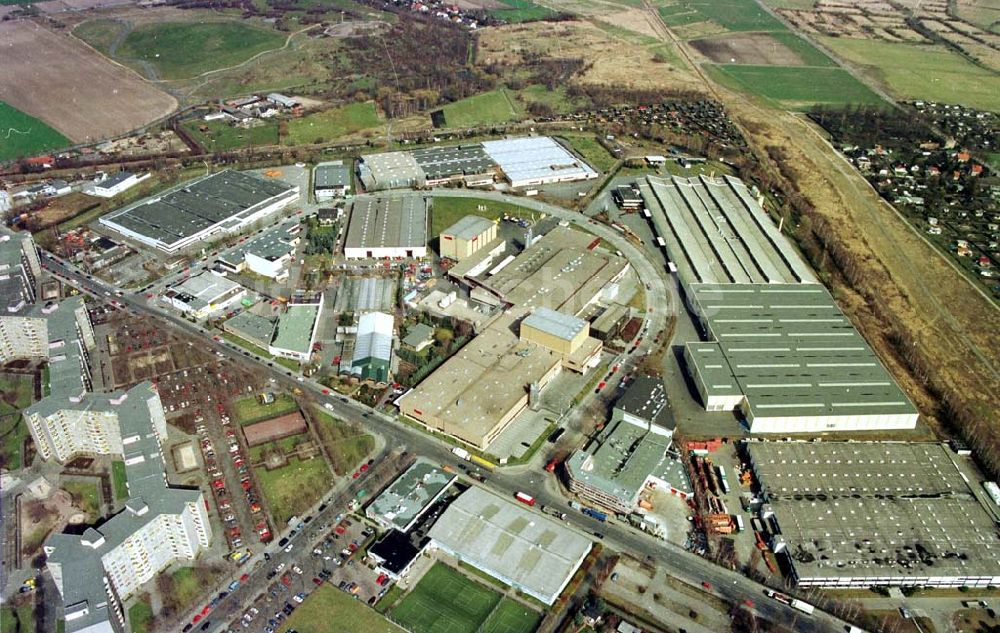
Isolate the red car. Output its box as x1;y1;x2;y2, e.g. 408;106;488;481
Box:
312;577;323;586
352;471;361;479
281;574;292;586
376;574;387;586
702;582;712;590
212;479;225;489
192;614;201;624
359;463;369;473
240;574;250;583
250;502;262;513
335;526;346;535
321;389;329;395
201;606;211;616
743;600;755;609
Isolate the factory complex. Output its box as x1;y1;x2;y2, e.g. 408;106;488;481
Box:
366;459;456;532
343;196;428;259
398;226;627;450
636;174;918;434
99;170;299;254
161;271;246;320
216;219;300;281
748;441;1000;589
357;136;597;191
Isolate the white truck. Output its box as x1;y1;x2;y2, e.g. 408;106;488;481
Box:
451;447;471;461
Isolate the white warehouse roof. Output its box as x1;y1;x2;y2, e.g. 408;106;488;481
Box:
482;137;597;187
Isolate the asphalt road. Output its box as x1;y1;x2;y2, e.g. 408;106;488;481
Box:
37;213;851;633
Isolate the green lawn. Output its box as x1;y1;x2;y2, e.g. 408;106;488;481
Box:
286;102;381;145
182;119;279;151
658;0;787;32
232;393;299;425
281;583;405;633
515;85;590;115
428;196;536;236
440;90;522;129
117;21;286;80
706;64;885;108
391;563;538;633
254;455;329;524
0;415;28;471
166;568;202;607
0;374;34;415
111;460;129;502
127;599;153;633
62;480;101;521
311;409;375;476
819;37;1000;112
72;19;126;56
0;605;34;633
560;134;617;173
489;0;558;23
221;332;300;371
0;102;70;162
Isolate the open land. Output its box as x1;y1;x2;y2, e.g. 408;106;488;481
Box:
706;65;886;108
182;119;280;152
232;393;298;425
439;89;522;128
311;409;375;476
282;584;405;633
819;37;1000;111
254;454;329;525
0;21;176;143
286;102;382;145
489;0;558;22
690;31;836;66
0;101;71;162
657;0;788;34
428;196;536;236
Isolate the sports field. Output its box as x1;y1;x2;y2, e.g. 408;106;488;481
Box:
658;0;787;33
707;64;885;108
440;89;522;128
0;101;70;162
819;37;1000;112
391;563;539;633
286;102;381;145
117;21;286;80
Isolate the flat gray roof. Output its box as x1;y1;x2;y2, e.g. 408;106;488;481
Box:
522;307;587;342
366;459;455;531
411;144;497;180
165;272;243;312
224;311;275;346
749;441;1000;583
615;374;674;431
314;161;350;189
637;175;816;287
686;284;917;420
428;487;592;604
271;303;320;355
358;151;424;190
442;215;496;241
220;220;299;265
345;197;427;251
101;170;295;248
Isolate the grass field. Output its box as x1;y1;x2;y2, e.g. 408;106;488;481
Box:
127;599;153;633
0;101;71;162
489;0;558;23
514;85;589;115
391;563;539;633
707;64;885;108
254;455;329;524
182;119;279;151
0;373;33;415
0;415;28;471
440;89;522;129
428;196;535;236
560;134;617;172
62;480;101;521
72;19;124;57
311;409;375;476
0;605;33;633
117;21;286;80
111;460;128;502
766;31;836;67
283;584;405;633
819;37;1000;112
167;567;202;606
232;393;298;425
286;102;381;145
658;0;787;33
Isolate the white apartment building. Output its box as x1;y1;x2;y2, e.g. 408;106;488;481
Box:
0;315;47;363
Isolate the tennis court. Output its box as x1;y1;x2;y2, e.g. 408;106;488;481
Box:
390;563;539;633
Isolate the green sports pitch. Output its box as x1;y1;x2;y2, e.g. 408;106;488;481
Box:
390;563;540;633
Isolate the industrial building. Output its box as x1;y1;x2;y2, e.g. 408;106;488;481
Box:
222;311;276;351
439;215;498;261
99;170;299;253
366;459;456;532
482;137;598;188
217;222;300;280
269;298;323;362
683;283;918;433
566;375;685;515
91;171;150;198
162;271;246;320
349;311;394;383
343;196;428;259
357;151;425;191
636;175;816;288
428;487;592;605
313;161;351;201
399;226;627;450
43;383;212;633
520;307;602;373
401;322;435;352
411;144;497;187
748;441;1000;589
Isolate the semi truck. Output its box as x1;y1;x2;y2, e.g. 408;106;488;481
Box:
764;589;815;615
582;506;608;522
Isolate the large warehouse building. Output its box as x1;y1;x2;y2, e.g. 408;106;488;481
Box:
162;271;245;320
439;215;498;261
428;487;592;605
683;283;918;433
269;298;323;362
100;170;299;253
482;137;598;188
749;441;1000;589
343;196;427;259
217;221;300;281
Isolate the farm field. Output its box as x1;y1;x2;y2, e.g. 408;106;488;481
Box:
439;89;523;128
0;101;70;162
390;563;539;633
819;37;1000;111
707;64;886;108
181;119;279;152
658;0;787;34
286;102;381;145
489;0;557;22
0;21;176;143
117;21;286;80
253;455;329;524
691;31;834;66
282;584;405;633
